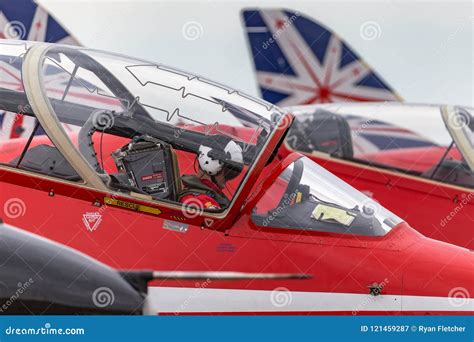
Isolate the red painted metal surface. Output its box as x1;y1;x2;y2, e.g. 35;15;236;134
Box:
1;150;472;315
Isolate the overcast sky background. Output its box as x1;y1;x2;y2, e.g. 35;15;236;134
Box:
39;0;473;106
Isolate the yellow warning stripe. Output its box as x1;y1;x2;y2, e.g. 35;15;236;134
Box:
104;197;162;216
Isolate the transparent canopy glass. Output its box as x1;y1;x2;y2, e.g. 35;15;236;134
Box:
0;40;285;211
286;103;474;188
252;157;403;236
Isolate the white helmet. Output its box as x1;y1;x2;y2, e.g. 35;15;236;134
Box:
198;135;244;180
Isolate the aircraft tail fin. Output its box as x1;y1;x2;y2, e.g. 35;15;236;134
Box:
241;8;401;106
0;0;79;140
0;0;79;44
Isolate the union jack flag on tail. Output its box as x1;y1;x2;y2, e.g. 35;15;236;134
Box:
241;8;402;107
0;0;79;140
345;115;435;155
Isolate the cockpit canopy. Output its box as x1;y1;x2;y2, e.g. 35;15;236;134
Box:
0;40;283;211
252;156;402;236
286;103;474;188
0;40;406;236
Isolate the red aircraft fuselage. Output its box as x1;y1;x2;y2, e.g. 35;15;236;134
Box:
0;132;472;315
276;143;474;250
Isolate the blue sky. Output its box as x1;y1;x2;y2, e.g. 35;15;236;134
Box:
40;0;473;106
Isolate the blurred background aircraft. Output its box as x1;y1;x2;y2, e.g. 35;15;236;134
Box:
0;0;472;139
1;0;472;100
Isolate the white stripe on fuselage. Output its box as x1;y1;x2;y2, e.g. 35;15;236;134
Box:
143;287;473;314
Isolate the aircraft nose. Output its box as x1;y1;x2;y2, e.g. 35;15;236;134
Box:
401;244;474;313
